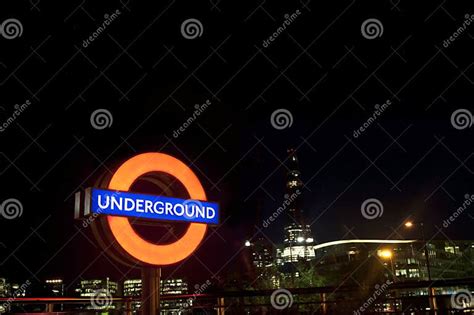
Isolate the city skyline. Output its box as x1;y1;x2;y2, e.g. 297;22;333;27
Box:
0;0;473;313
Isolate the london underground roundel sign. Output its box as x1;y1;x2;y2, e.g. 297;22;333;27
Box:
105;152;211;265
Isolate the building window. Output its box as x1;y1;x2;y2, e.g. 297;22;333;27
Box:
408;268;420;278
287;180;300;188
444;246;455;254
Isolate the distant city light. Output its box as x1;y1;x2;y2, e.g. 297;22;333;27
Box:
45;279;63;284
297;237;305;243
245;240;251;247
306;237;314;243
404;221;414;228
377;249;393;259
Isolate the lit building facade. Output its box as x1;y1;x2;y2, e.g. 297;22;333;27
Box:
0;279;8;297
44;279;64;296
74;278;118;297
122;278;189;314
160;278;188;296
122;278;188;296
123;279;142;297
279;149;315;263
314;240;474;284
250;237;273;270
10;283;27;297
160;278;188;314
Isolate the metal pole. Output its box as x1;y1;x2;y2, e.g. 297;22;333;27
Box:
125;298;133;315
141;267;161;315
320;293;327;315
45;303;53;313
420;223;437;314
420;223;432;282
217;297;225;315
389;256;396;283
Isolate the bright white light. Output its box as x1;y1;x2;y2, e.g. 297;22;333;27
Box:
297;236;305;243
313;239;415;250
306;237;314;243
244;240;251;247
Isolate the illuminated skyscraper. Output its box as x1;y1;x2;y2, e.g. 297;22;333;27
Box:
44;279;64;296
122;278;188;296
0;278;8;297
122;278;189;314
279;149;315;263
74;278;118;297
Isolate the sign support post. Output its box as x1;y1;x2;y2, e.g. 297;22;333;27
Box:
141;267;161;315
75;153;220;314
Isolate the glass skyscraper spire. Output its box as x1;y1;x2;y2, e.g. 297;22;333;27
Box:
279;148;315;263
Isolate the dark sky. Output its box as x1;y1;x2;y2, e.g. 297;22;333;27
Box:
0;0;473;291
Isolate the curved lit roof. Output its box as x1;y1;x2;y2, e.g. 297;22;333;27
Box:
313;239;416;250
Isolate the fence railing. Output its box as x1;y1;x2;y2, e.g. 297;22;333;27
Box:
0;278;472;314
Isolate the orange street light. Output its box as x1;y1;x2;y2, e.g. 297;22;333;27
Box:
377;249;393;259
403;220;432;282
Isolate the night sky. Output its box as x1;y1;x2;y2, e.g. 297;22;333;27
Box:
0;0;473;291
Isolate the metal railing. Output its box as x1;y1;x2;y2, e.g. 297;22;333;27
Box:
0;278;472;314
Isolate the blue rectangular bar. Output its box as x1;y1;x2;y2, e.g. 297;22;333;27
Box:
90;188;219;225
